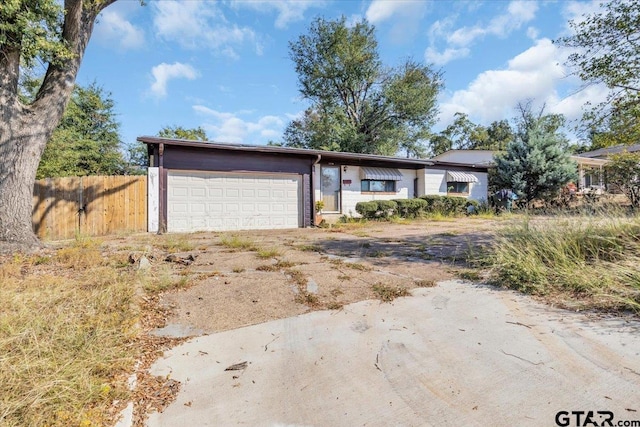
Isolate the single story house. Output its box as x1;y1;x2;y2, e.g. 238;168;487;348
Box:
434;149;609;193
138;137;489;233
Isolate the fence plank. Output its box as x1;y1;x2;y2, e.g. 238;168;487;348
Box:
32;175;147;240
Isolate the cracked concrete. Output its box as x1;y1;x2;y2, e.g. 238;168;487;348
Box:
146;280;640;426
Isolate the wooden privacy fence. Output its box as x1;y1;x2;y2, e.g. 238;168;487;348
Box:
33;175;147;240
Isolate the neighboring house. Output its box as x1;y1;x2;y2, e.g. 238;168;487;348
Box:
573;144;640;192
435;149;609;193
576;143;640;159
138;137;489;232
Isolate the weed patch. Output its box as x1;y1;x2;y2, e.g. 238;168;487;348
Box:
0;251;138;427
220;235;258;252
458;270;482;281
489;215;640;312
159;235;195;252
256;247;281;259
296;244;322;252
372;283;410;302
414;279;437;288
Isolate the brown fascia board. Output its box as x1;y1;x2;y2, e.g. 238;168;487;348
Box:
136;136;487;172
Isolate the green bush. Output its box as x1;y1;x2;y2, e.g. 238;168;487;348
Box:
355;200;398;219
420;195;469;215
355;201;379;219
377;200;397;218
393;198;428;218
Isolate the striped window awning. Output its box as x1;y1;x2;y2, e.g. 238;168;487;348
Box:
447;171;478;183
360;167;403;181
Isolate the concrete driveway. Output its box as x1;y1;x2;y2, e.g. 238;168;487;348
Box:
147;280;640;427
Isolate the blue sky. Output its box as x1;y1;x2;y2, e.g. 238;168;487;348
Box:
77;0;609;149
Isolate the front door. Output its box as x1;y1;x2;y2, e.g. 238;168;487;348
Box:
321;166;340;212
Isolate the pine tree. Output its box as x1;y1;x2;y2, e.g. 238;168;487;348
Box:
494;109;577;204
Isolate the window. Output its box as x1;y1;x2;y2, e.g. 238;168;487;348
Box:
447;182;469;194
361;180;395;192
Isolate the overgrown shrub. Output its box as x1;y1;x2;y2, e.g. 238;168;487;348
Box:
355;200;398;219
490;215;640;311
377;200;397;218
355;201;381;219
420;195;469;215
393;198;428;218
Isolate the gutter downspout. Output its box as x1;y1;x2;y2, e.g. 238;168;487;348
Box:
311;154;321;226
158;143;166;234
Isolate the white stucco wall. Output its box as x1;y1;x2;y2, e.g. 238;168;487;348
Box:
148;167;159;232
313;164;488;219
423;169;448;196
433;150;496;166
469;172;488;201
421;169;488;201
314;164;416;217
340;166;415;217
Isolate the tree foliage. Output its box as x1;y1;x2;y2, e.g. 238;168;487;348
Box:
285;17;442;157
37;83;125;178
494;106;578;204
605;151;640;209
429;114;514;156
0;0;117;245
557;0;640;145
157;125;208;141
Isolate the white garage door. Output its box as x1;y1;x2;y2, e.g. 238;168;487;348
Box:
168;171;301;232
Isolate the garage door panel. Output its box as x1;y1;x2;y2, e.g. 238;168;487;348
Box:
168;172;301;232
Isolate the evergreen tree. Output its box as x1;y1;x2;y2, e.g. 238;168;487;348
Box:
494;108;577;204
37;83;125;178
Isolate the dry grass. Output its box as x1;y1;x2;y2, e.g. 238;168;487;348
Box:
414;279;437;288
256;247;281;259
157;234;195;252
0;240;139;427
372;283;410;302
219;235;258;252
0;235;194;427
489;214;640;312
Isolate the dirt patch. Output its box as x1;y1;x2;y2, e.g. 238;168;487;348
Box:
107;218;500;335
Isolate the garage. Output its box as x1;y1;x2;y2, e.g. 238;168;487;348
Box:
167;171;301;232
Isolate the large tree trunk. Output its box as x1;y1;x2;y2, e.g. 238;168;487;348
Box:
0;116;50;246
0;0;116;248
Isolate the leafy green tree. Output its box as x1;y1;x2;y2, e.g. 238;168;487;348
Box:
429;114;514;156
486;120;514;151
0;0;118;246
37;83;125;178
158;125;208;141
125;125;209;173
286;17;442;157
557;0;640;144
494;107;578;204
605;151;640;209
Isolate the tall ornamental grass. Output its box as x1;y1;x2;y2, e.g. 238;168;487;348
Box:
490;214;640;312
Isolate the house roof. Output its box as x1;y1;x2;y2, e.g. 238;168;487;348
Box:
432;150;497;166
576;143;640;158
137;137;490;172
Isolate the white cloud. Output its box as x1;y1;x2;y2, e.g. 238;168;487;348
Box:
365;0;427;43
95;9;144;50
232;0;325;29
425;1;538;66
526;26;539;40
562;0;602;29
150;63;199;98
366;0;413;23
152;1;258;58
438;38;605;127
193;105;285;144
448;0;538;46
425;46;470;66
